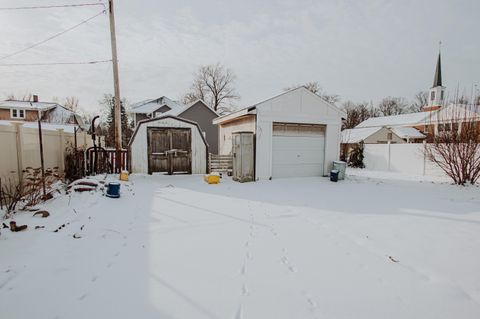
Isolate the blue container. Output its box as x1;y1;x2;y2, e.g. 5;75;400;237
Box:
106;182;121;198
330;170;339;182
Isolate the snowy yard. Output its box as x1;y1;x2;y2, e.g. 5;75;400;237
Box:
1;172;480;319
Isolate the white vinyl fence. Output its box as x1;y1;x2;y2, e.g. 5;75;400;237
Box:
363;143;446;177
0;122;91;181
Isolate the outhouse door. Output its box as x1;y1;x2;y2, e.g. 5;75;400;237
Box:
147;128;192;175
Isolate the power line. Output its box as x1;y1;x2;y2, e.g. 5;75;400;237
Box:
0;10;106;61
0;59;112;66
0;3;106;11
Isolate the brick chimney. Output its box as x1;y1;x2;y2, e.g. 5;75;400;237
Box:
33;95;39;102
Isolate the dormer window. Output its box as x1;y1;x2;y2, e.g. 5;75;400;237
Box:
11;108;25;119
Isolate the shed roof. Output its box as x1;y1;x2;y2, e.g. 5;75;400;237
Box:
128;115;209;148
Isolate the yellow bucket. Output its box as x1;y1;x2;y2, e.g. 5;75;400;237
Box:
204;174;220;184
119;171;129;181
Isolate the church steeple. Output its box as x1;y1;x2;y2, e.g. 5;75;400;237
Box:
424;44;445;112
433;53;442;87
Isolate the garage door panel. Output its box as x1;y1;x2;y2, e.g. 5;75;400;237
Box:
272;150;323;165
272;163;323;178
272;123;325;178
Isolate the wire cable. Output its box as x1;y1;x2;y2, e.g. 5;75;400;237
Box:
0;10;106;61
0;59;112;66
0;3;106;11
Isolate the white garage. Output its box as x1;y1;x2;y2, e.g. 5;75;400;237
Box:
214;87;346;180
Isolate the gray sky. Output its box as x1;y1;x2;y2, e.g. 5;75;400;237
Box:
0;0;479;113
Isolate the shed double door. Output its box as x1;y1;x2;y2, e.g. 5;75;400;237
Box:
148;128;192;175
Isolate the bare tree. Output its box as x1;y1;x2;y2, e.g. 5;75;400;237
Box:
410;91;428;112
64;96;79;112
342;101;378;129
425;104;480;185
284;81;340;104
183;63;240;113
378;97;408;116
6;92;32;101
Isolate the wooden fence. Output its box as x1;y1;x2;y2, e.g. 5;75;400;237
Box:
208;154;233;173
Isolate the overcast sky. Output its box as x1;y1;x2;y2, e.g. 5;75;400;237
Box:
0;0;479;113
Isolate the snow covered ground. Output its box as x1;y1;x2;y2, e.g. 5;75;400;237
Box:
1;172;480;319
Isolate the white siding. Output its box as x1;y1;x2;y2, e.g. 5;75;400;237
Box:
255;88;343;179
130;118;207;174
218;115;255;155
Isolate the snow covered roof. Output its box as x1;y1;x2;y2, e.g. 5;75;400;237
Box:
0;120;82;133
0;100;59;111
162;99;219;117
341;127;381;143
356;112;432;128
130;96;183;114
391;127;426;139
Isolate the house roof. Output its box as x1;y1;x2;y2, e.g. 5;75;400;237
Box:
0;100;60;111
213;87;346;125
130;96;182;114
163;99;219;118
340;127;382;143
391;127;425;139
356;112;432;128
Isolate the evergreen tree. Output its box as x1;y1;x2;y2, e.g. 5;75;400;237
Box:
348;142;365;168
101;94;133;148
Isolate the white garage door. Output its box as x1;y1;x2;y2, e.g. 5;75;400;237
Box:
272;123;325;178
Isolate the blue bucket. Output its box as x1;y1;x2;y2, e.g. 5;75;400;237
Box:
106;182;121;198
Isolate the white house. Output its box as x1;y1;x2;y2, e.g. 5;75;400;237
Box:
213;87;346;180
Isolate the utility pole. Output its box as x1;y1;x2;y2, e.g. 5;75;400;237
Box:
108;0;122;173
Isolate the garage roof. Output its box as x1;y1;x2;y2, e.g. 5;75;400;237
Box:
213;87;346;125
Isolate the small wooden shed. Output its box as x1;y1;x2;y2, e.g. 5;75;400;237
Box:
128;115;208;175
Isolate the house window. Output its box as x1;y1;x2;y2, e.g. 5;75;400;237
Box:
387;132;393;140
441;90;444;100
11;109;25;119
431;91;435;101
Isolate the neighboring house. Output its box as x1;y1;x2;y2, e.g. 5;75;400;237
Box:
0;95;83;126
130;98;220;154
344;51;480;146
213;87;346;180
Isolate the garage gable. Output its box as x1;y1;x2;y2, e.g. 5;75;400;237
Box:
255;87;346;121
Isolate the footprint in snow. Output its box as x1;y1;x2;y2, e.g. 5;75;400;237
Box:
233;304;243;319
242;283;249;296
78;293;88;301
91;276;98;282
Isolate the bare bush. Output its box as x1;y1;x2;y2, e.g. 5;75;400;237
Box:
425;104;480;185
1;167;63;219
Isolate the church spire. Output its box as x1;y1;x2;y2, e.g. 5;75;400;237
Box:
433;52;442;87
424;43;446;112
